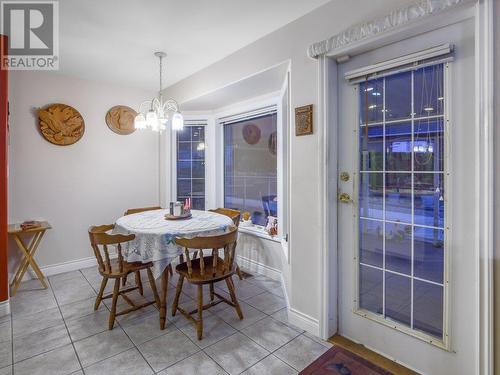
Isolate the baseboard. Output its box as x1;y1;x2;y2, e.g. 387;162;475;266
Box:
288;307;320;337
0;300;10;318
21;256;101;281
236;255;281;281
280;273;290;309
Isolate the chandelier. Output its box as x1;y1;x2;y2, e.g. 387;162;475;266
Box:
134;52;183;132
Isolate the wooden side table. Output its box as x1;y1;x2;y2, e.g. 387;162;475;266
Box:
8;221;51;296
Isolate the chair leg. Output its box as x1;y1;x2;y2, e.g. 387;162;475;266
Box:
160;267;169;330
122;274;128;286
226;277;243;320
135;271;144;295
109;278;120;330
197;284;203;340
146;268;161;309
168;263;173;277
235;265;243;280
94;276;108;311
209;282;215;301
172;275;184;317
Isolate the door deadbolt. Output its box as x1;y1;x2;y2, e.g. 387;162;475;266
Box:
340;172;350;182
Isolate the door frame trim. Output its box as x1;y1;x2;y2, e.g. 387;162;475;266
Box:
317;1;494;373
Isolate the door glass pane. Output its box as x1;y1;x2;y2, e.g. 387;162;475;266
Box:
385;272;411;326
414;118;444;172
359;79;383;125
414;173;444;228
359;265;383;315
414;64;444;118
385;72;412;121
359;125;383;171
360;219;383;268
385;173;412;223
385;222;412;275
359;173;383;219
357;64;446;341
413;280;443;339
386;122;412;171
414;227;444;284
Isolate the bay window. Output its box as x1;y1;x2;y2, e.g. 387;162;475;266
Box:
222;111;278;227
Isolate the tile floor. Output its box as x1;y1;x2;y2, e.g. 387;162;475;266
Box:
0;268;332;375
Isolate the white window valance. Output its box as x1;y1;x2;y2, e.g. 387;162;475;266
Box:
307;0;474;58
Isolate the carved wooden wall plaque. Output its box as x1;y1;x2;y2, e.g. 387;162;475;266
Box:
295;104;313;136
105;105;137;135
38;104;85;146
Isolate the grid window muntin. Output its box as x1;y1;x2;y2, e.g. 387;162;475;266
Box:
176;125;206;210
356;63;447;343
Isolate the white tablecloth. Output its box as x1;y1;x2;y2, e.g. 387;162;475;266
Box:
114;209;233;278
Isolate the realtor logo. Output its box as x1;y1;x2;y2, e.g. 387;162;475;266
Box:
1;0;59;70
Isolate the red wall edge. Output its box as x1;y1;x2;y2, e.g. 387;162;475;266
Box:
0;35;8;302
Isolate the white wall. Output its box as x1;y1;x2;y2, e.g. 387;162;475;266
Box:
164;0;409;329
8;71;159;275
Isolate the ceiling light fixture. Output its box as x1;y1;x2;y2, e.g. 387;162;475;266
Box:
134;52;183;132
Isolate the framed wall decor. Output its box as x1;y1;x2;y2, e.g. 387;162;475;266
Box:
105;105;137;135
295;104;313;136
38;103;85;146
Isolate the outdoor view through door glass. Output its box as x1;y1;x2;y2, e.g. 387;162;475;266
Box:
358;64;446;340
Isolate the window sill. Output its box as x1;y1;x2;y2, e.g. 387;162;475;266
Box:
238;225;282;243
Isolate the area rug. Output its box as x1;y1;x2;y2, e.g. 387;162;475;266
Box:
300;346;394;375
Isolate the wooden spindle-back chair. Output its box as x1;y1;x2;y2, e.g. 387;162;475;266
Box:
208;208;244;280
172;227;243;340
88;224;161;329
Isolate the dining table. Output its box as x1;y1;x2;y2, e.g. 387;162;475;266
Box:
114;208;234;329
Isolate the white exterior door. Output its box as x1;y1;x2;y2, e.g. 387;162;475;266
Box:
336;19;477;375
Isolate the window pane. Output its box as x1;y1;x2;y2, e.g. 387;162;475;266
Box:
191;126;204;141
414;64;444;118
177;161;191;179
413;280;443;339
360;219;383;268
414;173;444;228
414;227;444;284
359;79;383;125
359;173;383;219
177;142;191;160
177;127;191;142
386;122;412;171
385;222;412;275
385;272;411;326
192;161;205;179
223;113;277;226
414;118;444;172
359;125;383;171
385;173;412;223
385;72;412;121
176;125;206;210
359;265;383;315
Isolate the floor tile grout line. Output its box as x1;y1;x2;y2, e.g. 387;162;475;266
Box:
114;307;157;375
48;273;86;375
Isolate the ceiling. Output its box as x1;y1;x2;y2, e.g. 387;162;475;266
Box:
181;62;289;111
57;0;330;90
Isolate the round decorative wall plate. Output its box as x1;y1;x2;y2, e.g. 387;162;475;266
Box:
38;103;85;146
105;105;137;135
242;123;261;145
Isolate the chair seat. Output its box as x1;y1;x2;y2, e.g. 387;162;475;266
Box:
176;255;236;284
99;259;154;278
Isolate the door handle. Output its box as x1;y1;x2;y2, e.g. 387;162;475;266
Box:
338;192;353;203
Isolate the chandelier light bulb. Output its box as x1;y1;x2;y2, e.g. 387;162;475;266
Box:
172;112;184;130
134;113;147;130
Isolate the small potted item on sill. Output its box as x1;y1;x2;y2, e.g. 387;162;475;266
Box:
240;211;252;227
265;216;278;237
